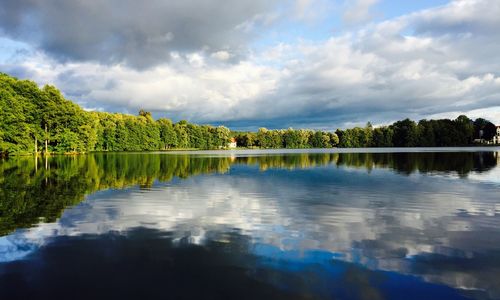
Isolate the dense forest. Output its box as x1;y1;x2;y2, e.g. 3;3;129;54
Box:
233;115;497;149
0;72;497;155
0;73;233;155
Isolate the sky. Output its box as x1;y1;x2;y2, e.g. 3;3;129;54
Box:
1;0;500;130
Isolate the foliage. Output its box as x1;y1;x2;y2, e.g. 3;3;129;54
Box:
335;115;489;148
0;72;496;155
0;73;232;155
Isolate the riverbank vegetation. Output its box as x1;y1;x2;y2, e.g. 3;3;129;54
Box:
0;73;497;155
232;116;496;149
0;73;233;155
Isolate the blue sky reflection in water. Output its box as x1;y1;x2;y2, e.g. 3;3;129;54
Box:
1;149;500;299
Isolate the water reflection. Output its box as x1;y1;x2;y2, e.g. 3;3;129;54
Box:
1;151;497;236
0;227;470;300
0;150;499;299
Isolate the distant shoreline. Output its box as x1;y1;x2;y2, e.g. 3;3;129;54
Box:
106;146;500;154
1;73;499;157
4;146;500;158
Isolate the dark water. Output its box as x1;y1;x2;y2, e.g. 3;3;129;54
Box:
1;149;500;299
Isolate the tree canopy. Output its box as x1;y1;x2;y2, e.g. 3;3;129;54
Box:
0;72;496;155
0;73;231;155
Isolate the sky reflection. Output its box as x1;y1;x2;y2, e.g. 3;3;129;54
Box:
0;150;499;299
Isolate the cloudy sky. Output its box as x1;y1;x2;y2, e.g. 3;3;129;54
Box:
1;0;500;130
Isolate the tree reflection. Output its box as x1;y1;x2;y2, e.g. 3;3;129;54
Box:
0;151;497;236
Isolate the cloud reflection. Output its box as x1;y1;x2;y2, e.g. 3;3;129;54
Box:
0;151;499;299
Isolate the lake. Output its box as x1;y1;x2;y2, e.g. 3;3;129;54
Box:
1;148;500;299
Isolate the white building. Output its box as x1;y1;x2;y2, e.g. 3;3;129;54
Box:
227;137;237;149
493;126;500;144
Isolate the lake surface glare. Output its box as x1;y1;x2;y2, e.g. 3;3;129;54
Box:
1;148;500;299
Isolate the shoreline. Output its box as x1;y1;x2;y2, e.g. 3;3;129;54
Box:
2;146;500;157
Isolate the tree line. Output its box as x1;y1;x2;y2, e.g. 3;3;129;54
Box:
0;73;231;155
333;117;497;148
228;117;497;149
0;73;497;155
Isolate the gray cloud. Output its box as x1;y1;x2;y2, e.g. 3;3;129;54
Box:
342;0;379;25
410;0;500;36
0;0;281;68
2;0;500;129
241;0;500;127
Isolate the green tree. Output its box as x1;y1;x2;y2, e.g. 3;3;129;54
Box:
0;72;490;155
157;118;177;149
392;119;418;147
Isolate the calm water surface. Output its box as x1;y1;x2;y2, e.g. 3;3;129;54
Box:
1;148;500;299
